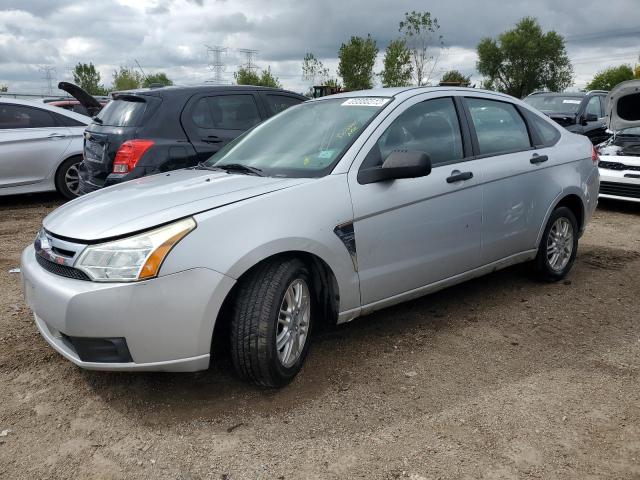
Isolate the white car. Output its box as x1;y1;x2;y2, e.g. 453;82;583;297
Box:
0;98;90;198
597;80;640;202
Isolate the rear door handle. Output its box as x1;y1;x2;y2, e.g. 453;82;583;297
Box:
530;154;548;165
446;171;473;183
202;135;223;144
48;133;67;139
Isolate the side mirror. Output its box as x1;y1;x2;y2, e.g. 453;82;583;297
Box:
358;151;432;185
582;113;598;125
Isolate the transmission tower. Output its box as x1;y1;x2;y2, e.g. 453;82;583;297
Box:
238;48;259;72
39;65;56;95
205;44;227;84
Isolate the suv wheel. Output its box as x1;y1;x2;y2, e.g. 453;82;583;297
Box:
230;258;313;387
55;156;82;199
534;206;578;281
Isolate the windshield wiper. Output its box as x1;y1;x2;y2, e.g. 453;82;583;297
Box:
215;163;264;176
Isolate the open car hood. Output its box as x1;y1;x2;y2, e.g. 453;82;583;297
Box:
57;81;104;117
605;80;640;132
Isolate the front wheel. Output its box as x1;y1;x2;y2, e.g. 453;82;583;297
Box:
534;206;578;281
230;258;314;387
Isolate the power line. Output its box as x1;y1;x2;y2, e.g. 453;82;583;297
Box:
205;44;227;84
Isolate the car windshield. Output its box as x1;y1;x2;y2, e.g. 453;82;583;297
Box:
204;97;390;177
524;95;583;114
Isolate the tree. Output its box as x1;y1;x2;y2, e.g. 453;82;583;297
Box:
72;62;107;95
112;67;142;91
142;72;173;88
477;17;573;98
399;11;443;86
302;53;329;84
338;35;378;90
440;70;471;86
234;66;281;88
586;65;634;91
379;39;413;87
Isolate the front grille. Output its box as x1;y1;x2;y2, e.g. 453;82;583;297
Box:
599;161;640;172
36;254;90;281
599;181;640;199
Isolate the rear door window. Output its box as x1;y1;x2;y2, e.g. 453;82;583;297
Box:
0;104;58;129
207;95;261;130
465;98;532;155
264;94;304;115
96;98;148;127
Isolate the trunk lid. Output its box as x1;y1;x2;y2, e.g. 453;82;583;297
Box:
57;81;103;117
605;80;640;132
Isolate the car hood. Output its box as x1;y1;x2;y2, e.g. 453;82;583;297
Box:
605;80;640;132
44;168;314;241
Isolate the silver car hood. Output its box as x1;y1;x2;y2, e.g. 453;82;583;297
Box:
605;79;640;132
44;168;313;241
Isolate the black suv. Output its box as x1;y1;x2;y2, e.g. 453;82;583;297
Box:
78;85;307;194
523;90;609;145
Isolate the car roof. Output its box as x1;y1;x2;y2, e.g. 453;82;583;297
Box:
0;97;91;124
308;86;515;103
113;84;306;99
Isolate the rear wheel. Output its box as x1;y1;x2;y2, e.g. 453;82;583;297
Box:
230;258;314;387
534;206;578;281
55;156;82;199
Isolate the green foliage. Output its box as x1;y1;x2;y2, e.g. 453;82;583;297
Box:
142;72;173;88
338;34;378;90
72;62;107;95
0;84;7;92
440;70;471;86
302;53;329;84
586;65;635;91
399;11;442;86
234;66;281;88
112;67;143;91
379;39;413;87
476;17;573;97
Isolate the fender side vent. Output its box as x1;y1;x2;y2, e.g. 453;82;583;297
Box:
334;222;357;270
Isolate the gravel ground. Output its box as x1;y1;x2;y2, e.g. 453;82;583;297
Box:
1;193;639;480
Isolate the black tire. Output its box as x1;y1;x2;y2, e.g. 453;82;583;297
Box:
55;156;82;200
230;258;314;387
534;206;579;282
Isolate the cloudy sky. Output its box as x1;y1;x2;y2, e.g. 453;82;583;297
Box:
0;0;639;95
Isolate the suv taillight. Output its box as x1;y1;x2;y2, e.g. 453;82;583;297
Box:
113;140;154;173
592;146;599;164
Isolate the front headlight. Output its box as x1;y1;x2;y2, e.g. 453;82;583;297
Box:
75;217;196;282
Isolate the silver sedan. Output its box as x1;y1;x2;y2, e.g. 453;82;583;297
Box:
21;87;599;387
0;98;89;198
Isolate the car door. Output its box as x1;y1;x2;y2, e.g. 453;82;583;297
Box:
182;92;264;162
0;103;73;188
348;94;483;307
462;96;562;264
258;92;305;117
581;95;608;144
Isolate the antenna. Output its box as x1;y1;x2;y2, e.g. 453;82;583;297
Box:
238;48;259;72
205;44;227;84
134;59;148;81
39;65;56;95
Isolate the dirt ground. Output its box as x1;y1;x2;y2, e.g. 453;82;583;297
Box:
1;193;639;480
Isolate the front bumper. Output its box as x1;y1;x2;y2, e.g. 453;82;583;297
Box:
21;245;235;372
598;168;640;203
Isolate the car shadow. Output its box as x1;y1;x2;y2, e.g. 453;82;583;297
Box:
0;191;65;210
597;198;640;215
80;262;537;425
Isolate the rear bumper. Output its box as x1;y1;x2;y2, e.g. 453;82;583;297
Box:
77;162;146;195
21;245;235;372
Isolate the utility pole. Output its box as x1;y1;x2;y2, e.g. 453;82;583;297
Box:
238;48;259;72
205;44;227;84
39;65;56;95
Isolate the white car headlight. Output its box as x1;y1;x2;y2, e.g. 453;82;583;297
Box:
75;217;196;282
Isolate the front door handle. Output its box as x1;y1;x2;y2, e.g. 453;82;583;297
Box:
530;154;548;165
202;135;223;144
48;133;67;139
446;171;473;183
